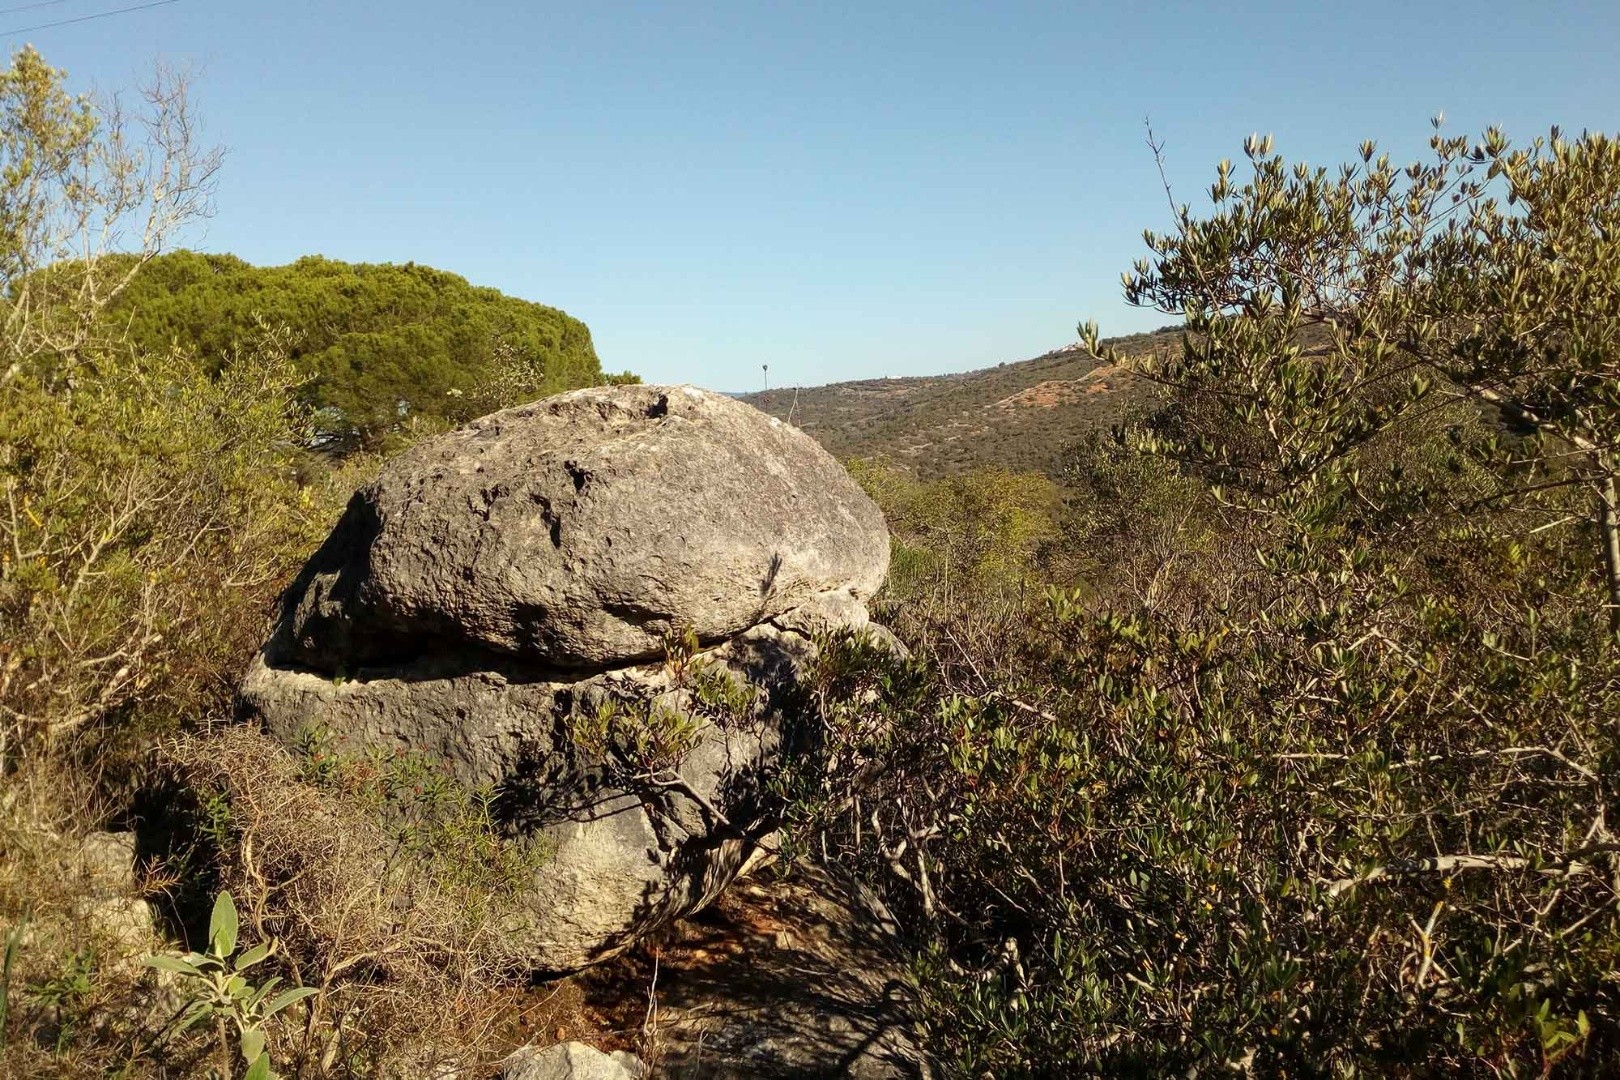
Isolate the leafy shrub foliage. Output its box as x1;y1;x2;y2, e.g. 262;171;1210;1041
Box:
144;891;318;1080
850;461;1070;601
0;327;326;760
794;127;1620;1076
0;44;318;770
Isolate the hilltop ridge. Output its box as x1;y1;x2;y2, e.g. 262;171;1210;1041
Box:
738;326;1178;477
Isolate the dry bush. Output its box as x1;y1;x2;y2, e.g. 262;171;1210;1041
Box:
164;727;540;1078
0;750;207;1078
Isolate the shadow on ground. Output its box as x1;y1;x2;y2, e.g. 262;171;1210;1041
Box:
566;864;933;1078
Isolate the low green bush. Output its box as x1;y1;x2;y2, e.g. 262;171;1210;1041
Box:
798;127;1620;1076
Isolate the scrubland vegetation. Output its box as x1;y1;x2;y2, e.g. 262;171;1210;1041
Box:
0;48;619;1078
3;40;1620;1080
743;330;1168;479
793;127;1620;1075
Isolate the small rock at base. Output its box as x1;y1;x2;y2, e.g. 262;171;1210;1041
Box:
502;1041;643;1080
76;831;138;892
77;897;156;963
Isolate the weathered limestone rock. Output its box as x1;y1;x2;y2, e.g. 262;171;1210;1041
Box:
502;1042;643;1080
75;830;138;890
277;384;888;671
240;385;893;973
243;613;833;971
69;831;156;967
78;897;157;962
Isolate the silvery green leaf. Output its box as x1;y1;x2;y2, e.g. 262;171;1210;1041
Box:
235;942;273;969
262;985;319;1018
208;891;238;957
142;954;203;977
173;1001;213;1035
248;975;283;1008
240;1026;266;1063
244;1050;272;1080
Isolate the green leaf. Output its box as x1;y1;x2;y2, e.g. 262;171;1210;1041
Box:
235;941;273;970
172;1001;214;1035
262;985;318;1018
142;953;204;976
240;1026;265;1063
244;1050;272;1080
209;891;239;958
247;975;283;1009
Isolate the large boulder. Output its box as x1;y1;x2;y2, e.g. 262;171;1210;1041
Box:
277;383;888;672
239;385;892;973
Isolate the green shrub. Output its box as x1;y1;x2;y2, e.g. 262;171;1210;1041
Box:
795;126;1620;1076
0;324;336;775
851;460;1072;605
144;891;317;1080
797;560;1618;1074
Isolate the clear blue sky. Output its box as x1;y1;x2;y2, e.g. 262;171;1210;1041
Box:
15;1;1620;389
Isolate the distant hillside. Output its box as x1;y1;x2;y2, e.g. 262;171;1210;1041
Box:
109;251;617;449
740;328;1178;477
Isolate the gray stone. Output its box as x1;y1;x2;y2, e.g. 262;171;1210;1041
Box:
70;831;154;965
277;384;888;671
243;595;882;973
76;831;138;892
240;384;895;974
78;897;156;963
239;654;557;791
502;1042;641;1080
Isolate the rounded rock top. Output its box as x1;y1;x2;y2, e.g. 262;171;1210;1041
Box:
279;383;890;671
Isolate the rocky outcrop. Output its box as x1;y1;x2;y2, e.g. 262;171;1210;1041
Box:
277;383;887;671
240;385;891;973
72;831;157;967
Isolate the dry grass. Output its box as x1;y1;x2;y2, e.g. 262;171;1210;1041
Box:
0;746;197;1078
164;726;540;1078
0;725;648;1078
